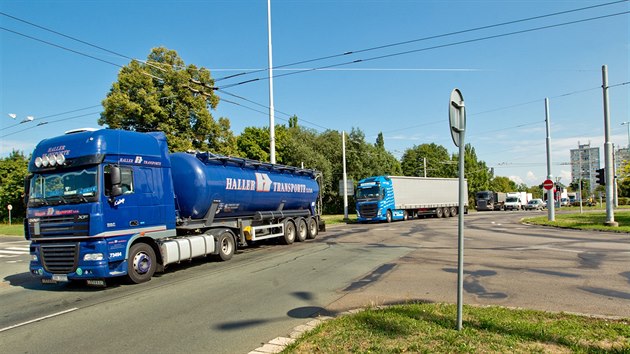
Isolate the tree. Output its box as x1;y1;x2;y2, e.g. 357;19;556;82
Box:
400;143;453;177
455;144;491;198
489;176;517;192
0;151;29;222
100;47;235;153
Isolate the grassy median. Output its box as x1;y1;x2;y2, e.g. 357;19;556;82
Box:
282;303;629;353
524;210;630;232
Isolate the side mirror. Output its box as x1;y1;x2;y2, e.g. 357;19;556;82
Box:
109;166;123;198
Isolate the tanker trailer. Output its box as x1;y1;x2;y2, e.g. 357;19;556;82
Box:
170;151;323;244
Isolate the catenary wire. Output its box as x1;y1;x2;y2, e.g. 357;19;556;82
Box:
213;0;629;82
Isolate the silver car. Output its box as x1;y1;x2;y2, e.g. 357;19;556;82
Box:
525;199;546;210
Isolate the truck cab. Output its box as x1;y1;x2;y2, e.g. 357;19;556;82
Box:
356;176;404;222
25;129;176;285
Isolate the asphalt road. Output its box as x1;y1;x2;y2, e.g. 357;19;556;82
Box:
1;211;629;353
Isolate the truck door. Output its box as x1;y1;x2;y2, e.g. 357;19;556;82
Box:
103;165;140;233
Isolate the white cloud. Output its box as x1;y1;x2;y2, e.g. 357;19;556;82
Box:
509;175;524;184
526;171;538;183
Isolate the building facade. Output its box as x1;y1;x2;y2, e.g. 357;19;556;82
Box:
570;143;600;193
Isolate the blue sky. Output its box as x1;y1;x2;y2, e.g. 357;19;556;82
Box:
1;0;628;187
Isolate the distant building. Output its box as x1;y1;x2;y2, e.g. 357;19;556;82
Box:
614;146;630;178
570;143;599;192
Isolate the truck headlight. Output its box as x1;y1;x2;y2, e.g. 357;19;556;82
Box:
31;254;38;262
83;253;104;261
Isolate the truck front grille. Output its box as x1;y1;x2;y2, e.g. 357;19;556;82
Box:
359;203;378;218
40;243;79;273
29;214;89;239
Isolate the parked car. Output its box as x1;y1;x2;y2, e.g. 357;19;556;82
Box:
560;198;570;206
525;199;546;210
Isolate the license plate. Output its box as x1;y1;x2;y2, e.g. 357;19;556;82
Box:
52;274;68;282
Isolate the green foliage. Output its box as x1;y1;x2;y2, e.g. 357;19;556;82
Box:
400;143;454;178
0;151;29;222
99;47;236;153
489;176;517;192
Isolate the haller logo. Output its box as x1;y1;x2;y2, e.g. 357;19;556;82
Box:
255;173;272;192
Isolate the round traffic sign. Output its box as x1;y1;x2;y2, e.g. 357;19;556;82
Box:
449;89;465;147
7;204;12;211
543;179;554;190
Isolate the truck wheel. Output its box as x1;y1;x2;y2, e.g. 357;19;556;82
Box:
280;219;296;245
295;218;308;242
450;207;458;216
215;230;236;261
403;211;408;221
386;210;393;223
443;207;451;218
306;217;318;239
435;208;443;218
126;242;156;284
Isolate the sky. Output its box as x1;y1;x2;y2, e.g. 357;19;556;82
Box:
1;0;628;187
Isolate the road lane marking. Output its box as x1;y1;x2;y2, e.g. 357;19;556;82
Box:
0;308;79;333
0;250;27;255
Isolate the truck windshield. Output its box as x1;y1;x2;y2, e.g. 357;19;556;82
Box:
28;167;98;207
506;197;519;202
356;186;382;201
476;192;490;199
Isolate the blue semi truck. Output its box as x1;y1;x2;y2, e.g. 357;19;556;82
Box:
355;175;466;223
24;129;324;286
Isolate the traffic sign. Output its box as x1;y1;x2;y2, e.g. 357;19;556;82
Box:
449;89;466;147
543;179;554;190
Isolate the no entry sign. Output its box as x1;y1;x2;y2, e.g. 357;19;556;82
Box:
543;179;554;190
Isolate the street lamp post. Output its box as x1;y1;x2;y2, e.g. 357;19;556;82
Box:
621;122;630;149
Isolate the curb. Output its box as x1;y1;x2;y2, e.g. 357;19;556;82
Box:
248;316;335;354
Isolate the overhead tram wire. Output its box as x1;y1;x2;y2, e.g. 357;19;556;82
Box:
0;11;168;74
2;104;102;130
1;111;101;138
213;0;629;83
216;10;630;90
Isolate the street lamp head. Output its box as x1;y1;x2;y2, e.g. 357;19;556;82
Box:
20;116;34;124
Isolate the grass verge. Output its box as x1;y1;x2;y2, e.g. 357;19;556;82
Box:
523;210;630;232
282;303;630;353
0;223;24;236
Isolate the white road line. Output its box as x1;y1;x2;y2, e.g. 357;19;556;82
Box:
0;308;79;333
6;247;29;251
0;250;27;255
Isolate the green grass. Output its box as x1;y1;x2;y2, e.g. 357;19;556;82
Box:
322;214;357;225
0;223;24;236
282;303;630;353
524;210;630;232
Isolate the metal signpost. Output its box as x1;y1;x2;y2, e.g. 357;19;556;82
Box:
7;204;12;225
449;89;466;331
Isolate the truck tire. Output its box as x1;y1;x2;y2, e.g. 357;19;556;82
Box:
386;210;393;223
215;230;236;261
295;218;308;242
435;207;443;218
306;217;318;239
126;242;156;284
280;219;296;245
403;210;408;221
450;206;458;216
443;207;451;218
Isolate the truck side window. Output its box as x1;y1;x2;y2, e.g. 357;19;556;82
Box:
104;165;134;196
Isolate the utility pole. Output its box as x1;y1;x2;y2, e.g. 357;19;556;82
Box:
267;0;276;164
545;98;555;221
602;65;617;226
